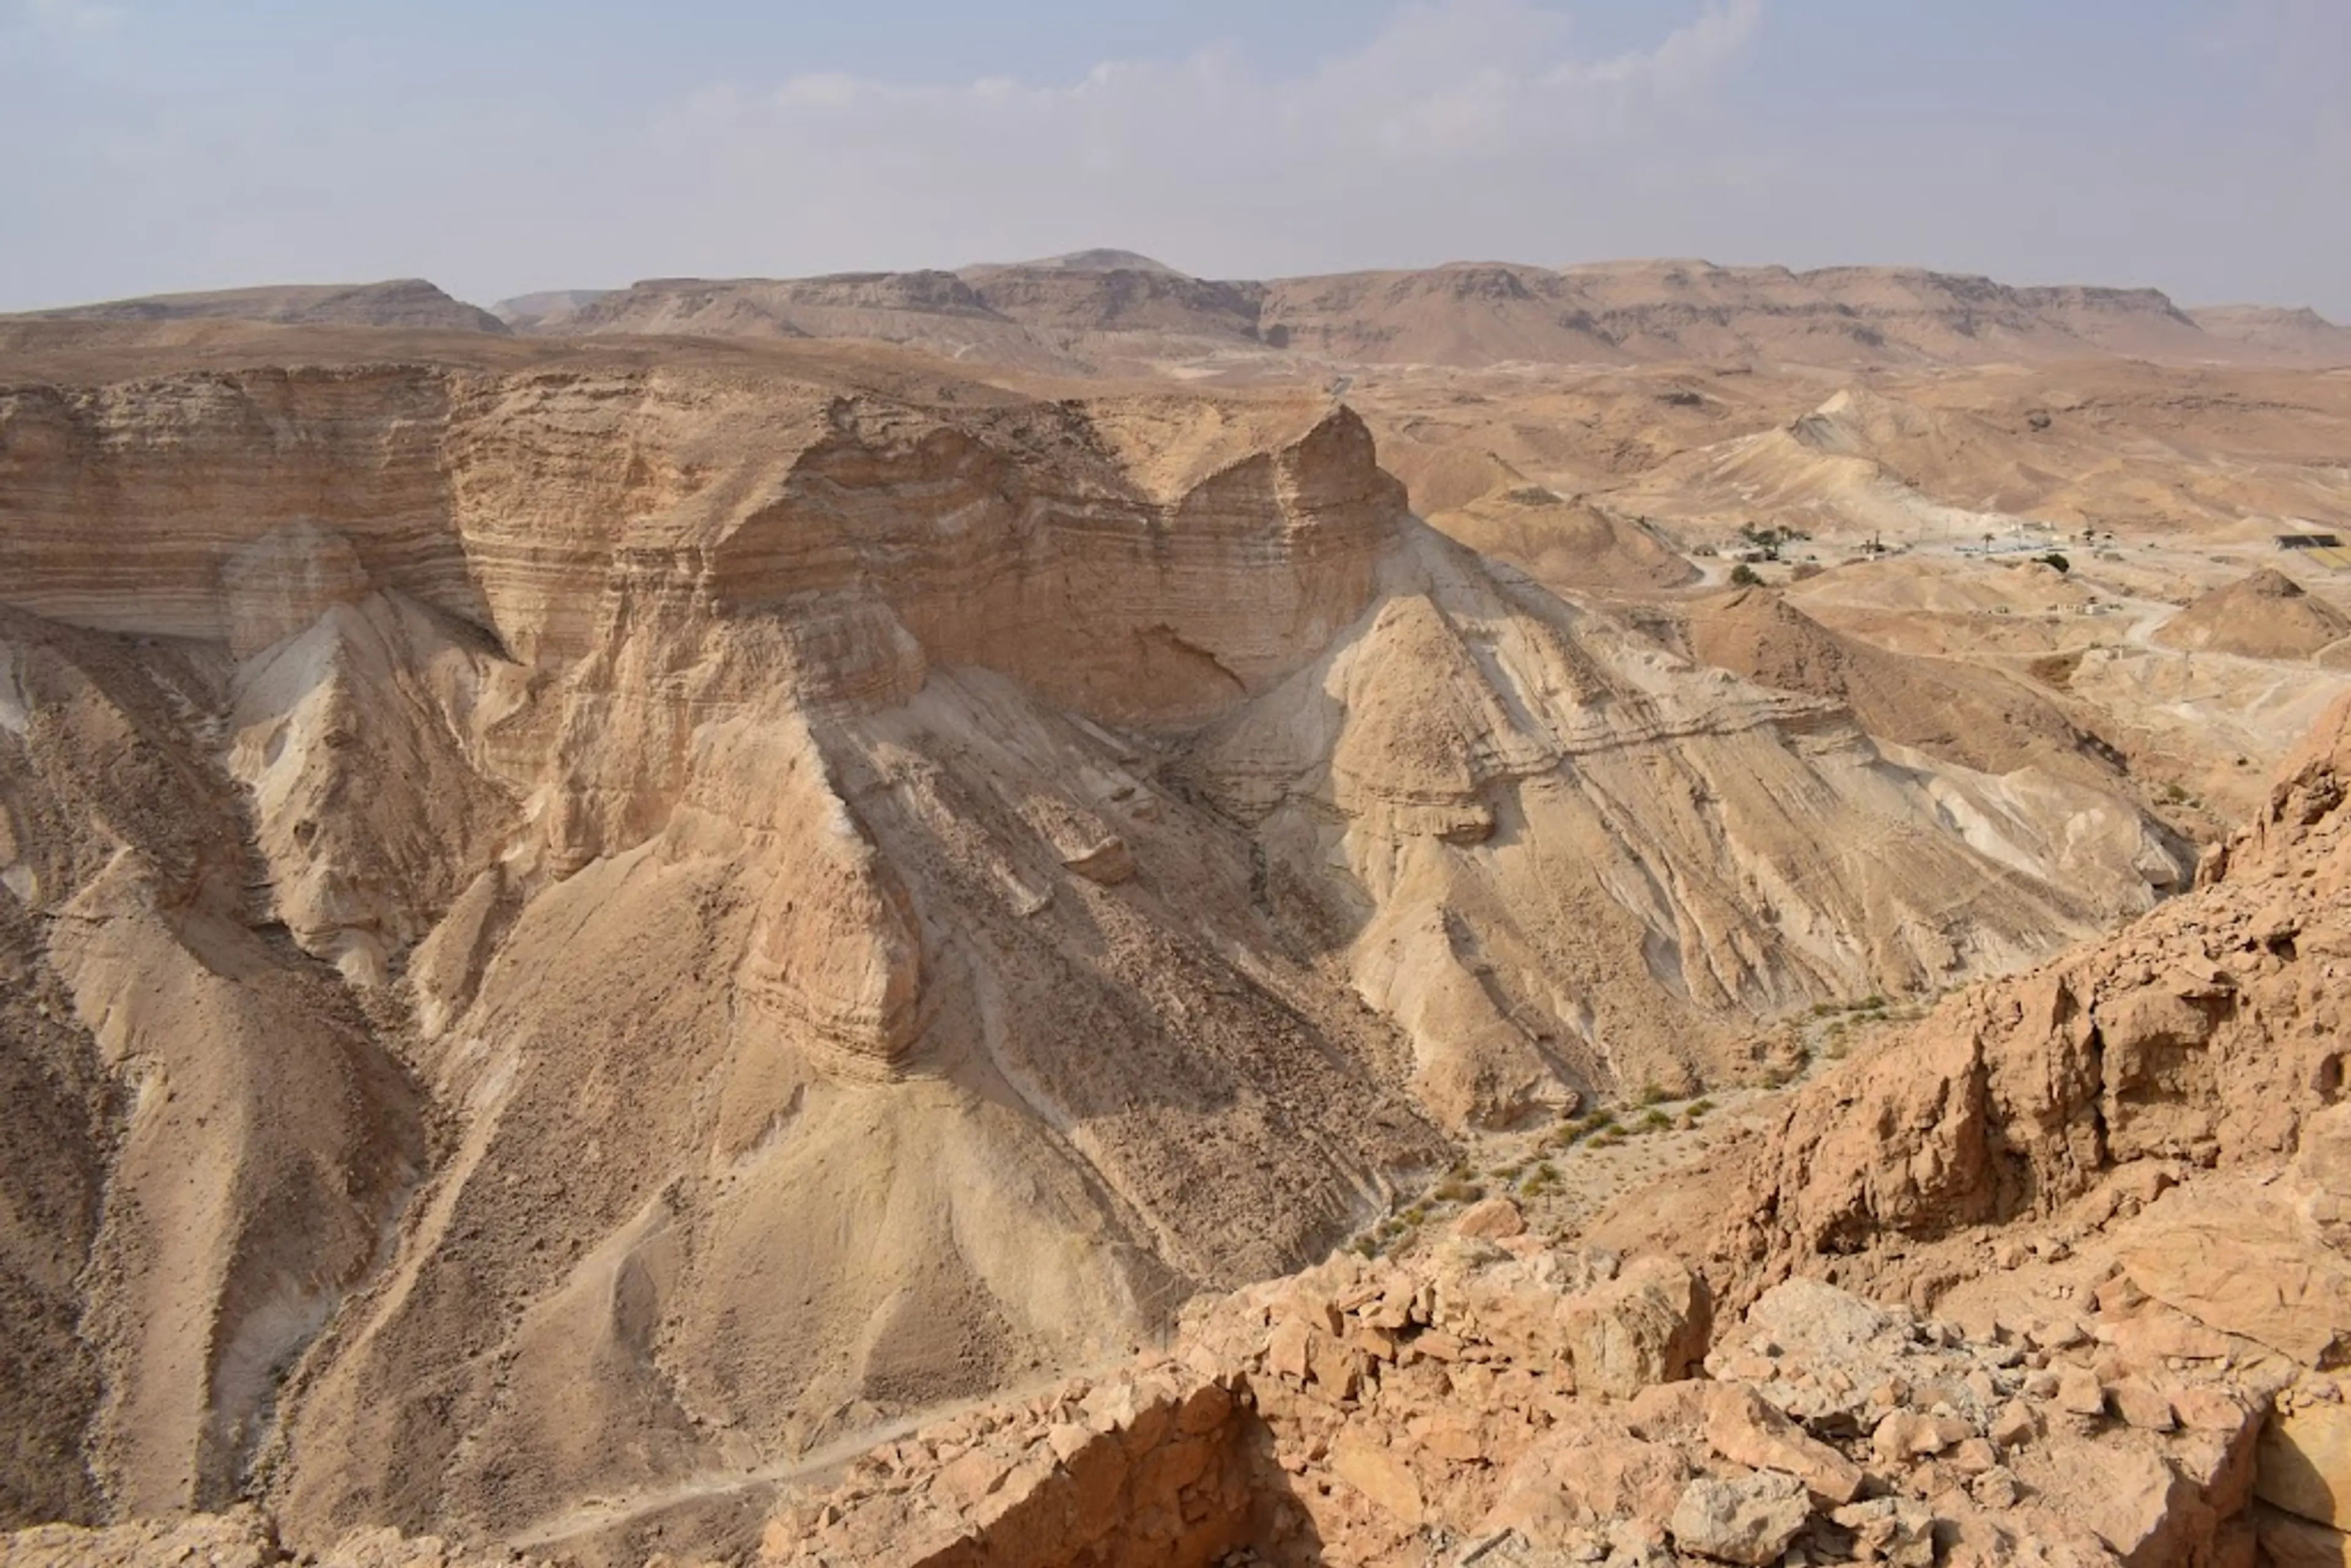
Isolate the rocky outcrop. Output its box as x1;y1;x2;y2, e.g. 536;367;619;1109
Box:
0;348;2238;1553
2153;568;2351;662
758;1231;1712;1568
1603;693;2351;1307
1488;692;2351;1561
754;1212;2271;1568
0;372;1392;721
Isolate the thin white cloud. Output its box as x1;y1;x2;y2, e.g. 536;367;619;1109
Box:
757;0;1761;159
0;0;118;64
773;72;863;111
640;0;1768;276
1581;0;1761;97
14;0;121;36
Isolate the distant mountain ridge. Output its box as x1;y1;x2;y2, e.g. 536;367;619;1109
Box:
489;288;613;331
961;247;1191;279
516;255;2351;370
19;259;2351;370
2186;303;2351;362
12;279;509;335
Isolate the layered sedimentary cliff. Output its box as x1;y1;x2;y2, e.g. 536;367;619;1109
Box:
0;346;2204;1555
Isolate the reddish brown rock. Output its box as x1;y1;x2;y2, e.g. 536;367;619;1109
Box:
1668;1471;1810;1566
2261;1401;2351;1531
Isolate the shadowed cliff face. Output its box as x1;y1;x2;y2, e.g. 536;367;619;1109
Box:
0;357;2194;1551
0;610;427;1520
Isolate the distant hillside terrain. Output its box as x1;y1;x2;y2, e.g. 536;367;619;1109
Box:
2188;303;2351;364
512;255;2351;371
24;260;2350;372
10;279;508;334
490;289;613;330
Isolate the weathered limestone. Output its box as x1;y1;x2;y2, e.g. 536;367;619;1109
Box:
757;1372;1253;1568
1667;1471;1809;1566
2262;1398;2351;1531
0;375;1395;726
756;1239;2273;1568
1559;1257;1712;1400
1600;692;2351;1321
4;348;2346;1568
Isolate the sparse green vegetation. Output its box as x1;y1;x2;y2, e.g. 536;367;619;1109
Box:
1432;1176;1484;1204
1545;1108;1622;1151
1685;1098;1715;1119
1728;563;1763;587
1635;1108;1672;1133
1737;523;1806;560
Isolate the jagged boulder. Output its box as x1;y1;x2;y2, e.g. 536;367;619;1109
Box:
1668;1470;1810;1564
1560;1257;1712;1400
747;1250;2268;1568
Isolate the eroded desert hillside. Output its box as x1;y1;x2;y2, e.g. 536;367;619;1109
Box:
2;261;2349;1568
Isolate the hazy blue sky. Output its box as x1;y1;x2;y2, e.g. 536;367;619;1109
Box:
3;1;2345;315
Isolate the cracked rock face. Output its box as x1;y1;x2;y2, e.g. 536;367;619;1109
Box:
754;1230;2277;1568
